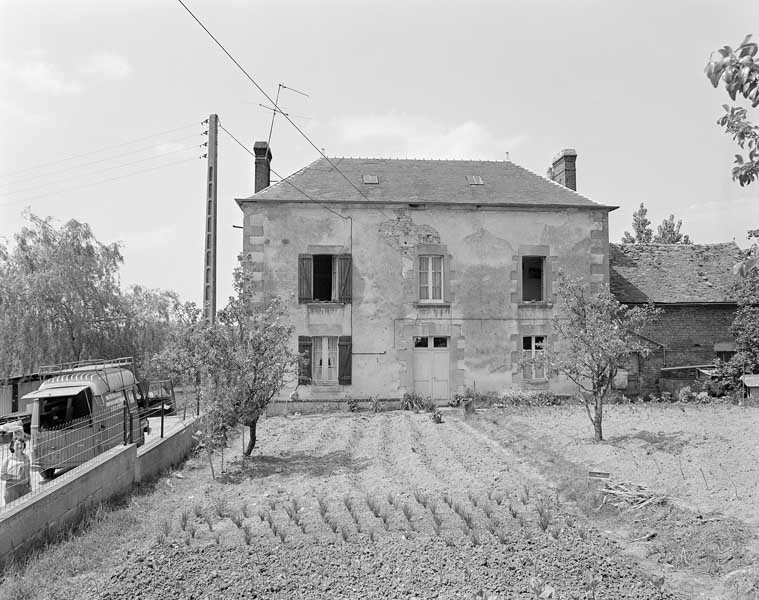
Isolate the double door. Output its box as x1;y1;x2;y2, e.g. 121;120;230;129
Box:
413;336;450;400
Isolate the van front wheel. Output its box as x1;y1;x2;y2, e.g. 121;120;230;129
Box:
40;468;56;480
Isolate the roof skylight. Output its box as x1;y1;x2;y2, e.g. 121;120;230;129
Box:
466;175;484;185
362;174;379;184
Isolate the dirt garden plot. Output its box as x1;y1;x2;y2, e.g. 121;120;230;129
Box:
1;407;756;599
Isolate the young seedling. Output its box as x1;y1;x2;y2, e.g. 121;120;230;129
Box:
179;510;189;532
318;498;329;520
369;529;376;543
470;531;482;547
520;485;530;506
402;503;413;524
242;523;253;545
432;520;442;537
386;492;395;507
230;512;244;529
340;527;350;543
241;502;251;519
380;511;390;531
160;519;172;537
536;502;552;532
213;531;221;545
583;570;602;600
482;502;494;520
508;503;518;519
155;532;166;546
187;522;197;538
529;576;556;599
192;502;203;518
366;496;382;518
214;496;229;519
204;513;214;531
183;533;191;546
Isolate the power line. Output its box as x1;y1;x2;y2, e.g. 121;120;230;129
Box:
0;133;203;188
218;122;347;221
0;122;201;179
175;0;369;202
0;143;206;197
218;122;394;221
0;155;202;208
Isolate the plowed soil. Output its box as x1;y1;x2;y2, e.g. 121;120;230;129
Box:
2;406;757;600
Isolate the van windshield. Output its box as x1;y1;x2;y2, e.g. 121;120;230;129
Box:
39;391;92;430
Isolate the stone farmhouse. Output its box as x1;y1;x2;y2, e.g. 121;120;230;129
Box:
236;142;738;403
609;242;741;396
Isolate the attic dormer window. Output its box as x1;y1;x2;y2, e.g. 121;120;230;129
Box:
466;175;484;185
362;175;379;184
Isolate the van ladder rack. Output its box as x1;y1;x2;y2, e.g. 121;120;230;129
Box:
39;357;135;376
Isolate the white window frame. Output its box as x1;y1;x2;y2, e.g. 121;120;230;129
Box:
522;335;546;380
419;255;444;303
312;336;339;383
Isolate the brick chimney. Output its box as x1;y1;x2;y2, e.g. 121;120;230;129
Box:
547;148;577;191
253;141;272;193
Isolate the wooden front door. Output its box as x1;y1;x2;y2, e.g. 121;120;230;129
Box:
413;336;450;401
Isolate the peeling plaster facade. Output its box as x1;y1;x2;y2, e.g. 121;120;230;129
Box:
238;160;614;402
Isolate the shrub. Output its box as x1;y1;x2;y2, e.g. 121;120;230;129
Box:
347;398;359;412
401;392;437;412
500;390;561;407
430;409;443;423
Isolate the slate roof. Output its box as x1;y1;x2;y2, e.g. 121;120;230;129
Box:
238;157;614;209
610;243;742;304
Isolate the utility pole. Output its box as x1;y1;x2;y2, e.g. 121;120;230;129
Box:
202;114;218;325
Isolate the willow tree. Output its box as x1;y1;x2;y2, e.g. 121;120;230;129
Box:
0;213;128;375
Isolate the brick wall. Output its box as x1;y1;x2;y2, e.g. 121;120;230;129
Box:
635;304;736;395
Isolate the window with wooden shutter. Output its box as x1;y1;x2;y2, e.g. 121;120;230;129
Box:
338;254;352;303
338;336;352;385
298;255;313;303
298;336;312;385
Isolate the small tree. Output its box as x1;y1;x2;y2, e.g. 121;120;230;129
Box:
546;274;660;441
621;203;653;244
714;229;759;391
653;215;692;244
151;301;207;413
205;263;298;456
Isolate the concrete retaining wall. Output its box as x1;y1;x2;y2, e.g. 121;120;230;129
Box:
135;418;201;482
0;416;202;568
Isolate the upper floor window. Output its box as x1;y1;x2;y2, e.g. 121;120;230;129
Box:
298;254;352;303
419;255;444;303
522;335;546;380
522;256;544;302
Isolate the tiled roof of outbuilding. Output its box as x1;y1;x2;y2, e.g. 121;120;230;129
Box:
610;243;742;304
238;157;614;209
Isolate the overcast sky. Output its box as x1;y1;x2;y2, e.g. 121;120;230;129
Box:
1;0;758;305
